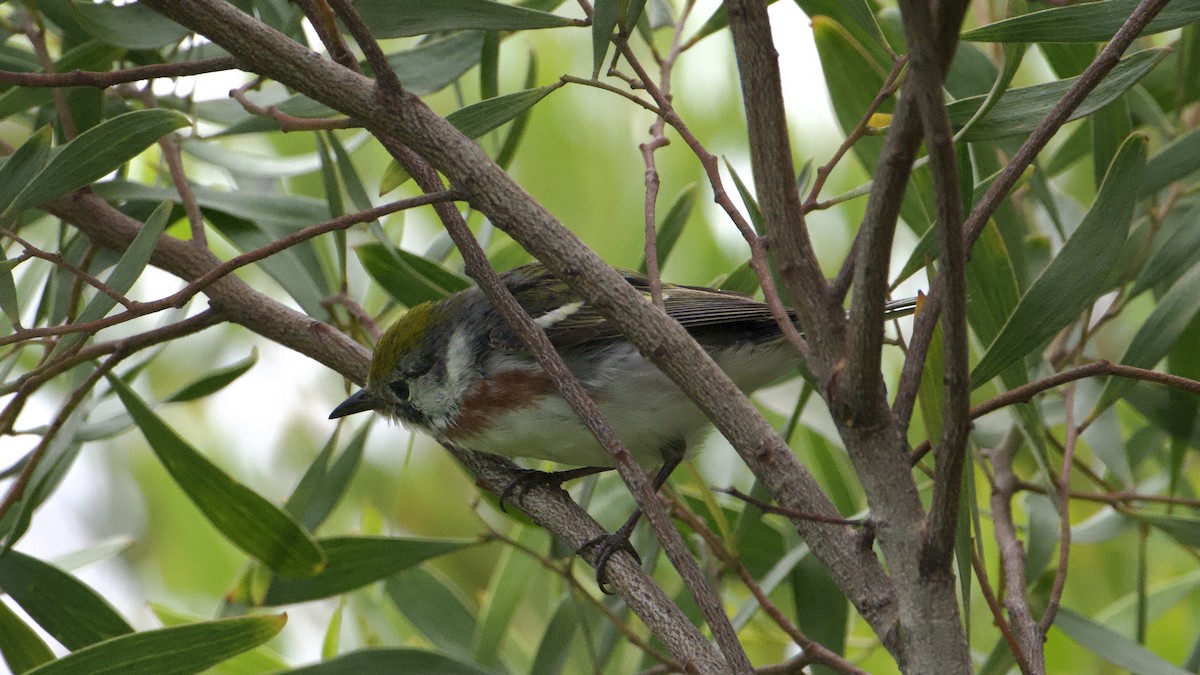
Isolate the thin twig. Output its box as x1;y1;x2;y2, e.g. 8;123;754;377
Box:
0;56;238;88
910;361;1200;464
138;85;207;246
1039;384;1076;633
970;542;1034;675
988;429;1047;672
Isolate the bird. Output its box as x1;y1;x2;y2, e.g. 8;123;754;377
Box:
330;261;917;587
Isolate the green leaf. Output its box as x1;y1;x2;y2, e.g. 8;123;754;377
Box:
384;567;477;658
257;536;473;605
971;135;1146;387
1129;199;1200;297
495;53;540;170
289;648;493;675
108;375;326;578
0;126;53;215
1132;512;1200;549
812;16;933;232
791;552;849;668
1140;126;1200;197
472;526;538;665
356;244;471;307
0;591;56;672
378;160;412;196
640;183;697;273
0;550;132;650
7;110;189;215
1053;607;1193;675
165;350;258;402
1096;264;1200;411
149;604;290;675
284;424;368;532
69;1;191;50
48;201;173;359
0;259;22;330
529;596;577;675
445;85;561;140
963;0;1200;43
383;31;486;96
204;210;332;321
355;0;576;38
25;615;286;675
90;180;330;228
947;49;1166;141
592;0;618;77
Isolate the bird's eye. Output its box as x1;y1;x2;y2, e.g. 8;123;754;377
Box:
388;381;410;400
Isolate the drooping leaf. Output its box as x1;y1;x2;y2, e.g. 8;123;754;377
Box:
0;599;54;673
963;0;1200;43
1053;607;1193;675
640;183;697;273
0;550;132;651
256;536;473;605
947;50;1166;141
284;424;368;532
0;126;53;215
356;245;471;307
384;567;477;658
354;0;576;38
25;615;286;675
7;110;189;215
288;648;493;675
68;0;191;50
972;135;1146;387
48;201;173;359
1096;264;1200;411
445;84;561;139
165;350;258;403
108;375;326;579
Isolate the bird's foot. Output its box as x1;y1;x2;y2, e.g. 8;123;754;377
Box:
578;511;643;594
498;465;608;512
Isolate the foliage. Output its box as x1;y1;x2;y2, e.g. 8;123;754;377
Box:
0;0;1197;673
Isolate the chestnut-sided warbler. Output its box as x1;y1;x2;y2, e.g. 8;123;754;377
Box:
330;262;916;581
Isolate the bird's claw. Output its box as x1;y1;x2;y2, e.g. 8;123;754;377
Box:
578;528;641;594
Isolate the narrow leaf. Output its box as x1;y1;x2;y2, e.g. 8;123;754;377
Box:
972;135;1146;386
356;245;470;307
48;201;173;359
0;126;52;215
108;375;325;578
0;591;56;672
592;0;619;77
0;550;132;650
8;110;189;214
1053;607;1192;675
165;350;258;403
384;567;477;658
289;648;493;675
947;50;1166;141
69;1;191;50
1140;126;1200;197
355;0;576;38
640;183;697;273
445;85;561;140
963;0;1200;43
25;615;286;675
1097;264;1200;411
258;536;473;605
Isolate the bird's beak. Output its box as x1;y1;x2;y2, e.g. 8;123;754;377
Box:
329;389;378;419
